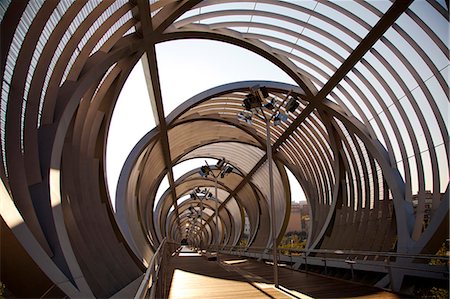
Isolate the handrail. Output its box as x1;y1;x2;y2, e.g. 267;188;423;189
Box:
219;245;449;286
220;245;450;261
134;239;179;299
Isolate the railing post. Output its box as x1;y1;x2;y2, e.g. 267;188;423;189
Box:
304;252;308;272
134;239;180;299
345;257;356;281
386;256;393;290
351;262;354;280
289;249;293;269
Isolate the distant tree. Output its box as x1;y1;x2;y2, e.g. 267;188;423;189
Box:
239;238;248;247
0;282;6;299
279;233;306;254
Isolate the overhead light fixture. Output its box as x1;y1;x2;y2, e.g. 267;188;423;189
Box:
199;165;211;177
198;158;235;256
285;96;299;113
224;165;233;174
273;112;288;125
242;93;261;111
238;111;253;124
216;158;225;168
220;165;233;178
264;99;275;110
260;86;269;98
237;86;303;288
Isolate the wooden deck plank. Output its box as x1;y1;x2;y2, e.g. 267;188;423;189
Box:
167;248;290;298
220;255;399;299
165;248;399;299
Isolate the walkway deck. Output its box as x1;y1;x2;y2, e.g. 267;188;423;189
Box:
165;247;399;299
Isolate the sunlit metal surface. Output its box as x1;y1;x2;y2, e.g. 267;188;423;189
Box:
0;1;448;297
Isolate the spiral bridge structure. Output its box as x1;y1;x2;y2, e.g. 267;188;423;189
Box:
1;1;448;297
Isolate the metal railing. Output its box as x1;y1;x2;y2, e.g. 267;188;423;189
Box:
134;239;179;299
219;245;449;291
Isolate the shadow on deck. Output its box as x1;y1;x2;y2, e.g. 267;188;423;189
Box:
162;246;400;299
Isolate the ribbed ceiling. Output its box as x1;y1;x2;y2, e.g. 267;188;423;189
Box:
0;1;448;297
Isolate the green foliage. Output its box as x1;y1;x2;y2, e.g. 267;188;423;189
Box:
238;238;248;247
0;281;5;299
414;285;449;299
430;287;449;299
279;232;307;254
416;240;449;298
430;240;449;265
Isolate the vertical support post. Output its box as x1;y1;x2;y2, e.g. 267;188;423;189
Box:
200;196;204;249
350;263;354;280
346;258;356;280
266;119;279;288
387;256;393;290
289;249;293;269
304;253;308;272
215;176;219;259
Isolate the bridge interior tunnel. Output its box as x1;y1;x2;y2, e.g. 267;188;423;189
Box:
0;1;448;298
